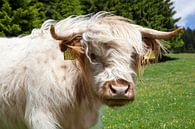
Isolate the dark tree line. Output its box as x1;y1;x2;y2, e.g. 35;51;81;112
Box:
0;0;188;52
177;28;195;53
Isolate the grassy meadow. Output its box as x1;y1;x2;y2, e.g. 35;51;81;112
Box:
100;54;195;129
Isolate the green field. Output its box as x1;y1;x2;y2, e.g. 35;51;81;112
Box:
100;54;195;129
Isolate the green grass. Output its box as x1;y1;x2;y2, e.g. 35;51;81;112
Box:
100;54;195;129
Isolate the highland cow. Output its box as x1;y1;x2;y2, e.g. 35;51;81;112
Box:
0;12;182;129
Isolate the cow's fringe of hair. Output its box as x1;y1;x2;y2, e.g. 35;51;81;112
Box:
31;12;145;51
32;12;145;76
28;12;168;81
29;12;167;80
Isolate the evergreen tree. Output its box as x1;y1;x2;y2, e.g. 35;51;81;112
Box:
180;28;195;52
0;0;45;36
80;0;120;14
39;0;83;20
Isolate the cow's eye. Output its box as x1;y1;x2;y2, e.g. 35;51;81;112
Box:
90;53;96;59
90;53;97;61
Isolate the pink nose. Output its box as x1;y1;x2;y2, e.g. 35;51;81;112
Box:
109;83;129;95
101;79;135;106
106;79;134;99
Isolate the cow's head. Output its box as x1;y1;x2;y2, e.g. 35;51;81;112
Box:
50;13;182;107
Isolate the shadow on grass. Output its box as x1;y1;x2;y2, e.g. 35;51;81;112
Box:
159;54;178;63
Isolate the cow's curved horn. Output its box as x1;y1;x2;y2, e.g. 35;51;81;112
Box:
139;27;183;39
50;25;66;40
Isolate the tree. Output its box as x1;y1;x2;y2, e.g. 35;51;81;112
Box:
0;0;83;36
0;0;45;36
180;28;195;52
80;0;120;14
39;0;83;20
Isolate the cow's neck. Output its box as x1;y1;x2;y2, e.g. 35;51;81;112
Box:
74;58;98;109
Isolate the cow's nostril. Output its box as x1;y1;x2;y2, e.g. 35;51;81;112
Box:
125;85;130;94
109;84;117;94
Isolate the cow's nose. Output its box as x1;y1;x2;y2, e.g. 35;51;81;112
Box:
107;79;133;96
101;79;135;106
109;83;129;95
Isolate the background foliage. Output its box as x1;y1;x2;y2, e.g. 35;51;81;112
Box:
0;0;194;52
0;0;45;36
180;28;195;52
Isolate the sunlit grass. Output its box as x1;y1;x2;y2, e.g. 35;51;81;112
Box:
101;54;195;129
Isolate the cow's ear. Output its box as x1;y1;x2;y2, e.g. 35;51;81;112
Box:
50;25;84;54
142;38;161;64
138;27;183;64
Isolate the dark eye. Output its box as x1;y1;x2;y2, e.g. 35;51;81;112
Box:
90;53;97;61
90;53;98;62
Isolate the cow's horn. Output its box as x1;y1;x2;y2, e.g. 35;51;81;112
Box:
50;25;66;40
140;27;183;39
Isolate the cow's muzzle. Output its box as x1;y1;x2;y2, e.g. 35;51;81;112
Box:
100;79;135;107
